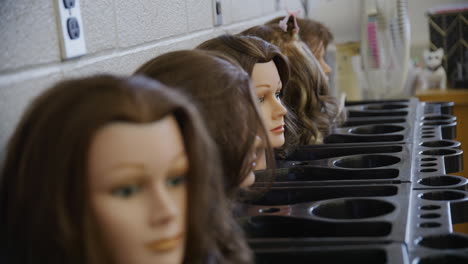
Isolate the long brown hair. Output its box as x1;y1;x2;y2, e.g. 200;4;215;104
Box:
0;75;252;264
241;23;343;144
135;49;272;199
197;34;299;154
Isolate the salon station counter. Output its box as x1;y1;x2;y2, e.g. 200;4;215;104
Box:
416;88;468;234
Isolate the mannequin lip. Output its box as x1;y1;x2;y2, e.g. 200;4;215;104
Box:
270;124;285;133
146;233;184;252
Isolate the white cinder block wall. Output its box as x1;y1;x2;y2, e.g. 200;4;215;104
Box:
0;0;304;162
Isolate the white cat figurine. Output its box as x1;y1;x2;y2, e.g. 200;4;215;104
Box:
420;48;447;90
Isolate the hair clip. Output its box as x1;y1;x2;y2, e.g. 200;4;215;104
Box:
278;10;301;34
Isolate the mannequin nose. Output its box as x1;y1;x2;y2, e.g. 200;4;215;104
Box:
273;98;287;119
149;187;178;227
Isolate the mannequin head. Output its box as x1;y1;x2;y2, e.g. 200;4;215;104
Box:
88;117;187;264
267;16;334;78
241;23;344;145
135;50;272;196
0;75;252;264
197;35;294;151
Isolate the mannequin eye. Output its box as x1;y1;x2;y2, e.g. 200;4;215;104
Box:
428;56;432;60
112;184;142;198
166;175;186;187
275;92;281;99
258;96;265;103
435;56;439;60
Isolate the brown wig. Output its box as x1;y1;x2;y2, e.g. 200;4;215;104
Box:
241;22;344;144
0;75;252;264
135;49;272;198
197;34;290;89
197;34;299;155
267;16;334;54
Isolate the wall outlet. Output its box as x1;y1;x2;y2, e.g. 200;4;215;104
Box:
55;0;86;59
213;0;223;26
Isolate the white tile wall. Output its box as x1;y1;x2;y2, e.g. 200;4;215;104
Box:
0;0;303;161
231;0;264;22
81;0;118;54
187;0;214;32
0;73;63;158
221;0;234;25
0;0;60;72
308;0;362;43
62;55;125;79
262;0;278;14
115;0;188;48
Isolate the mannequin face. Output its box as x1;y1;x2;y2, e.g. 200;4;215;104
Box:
312;42;331;79
88;116;187;264
252;61;287;148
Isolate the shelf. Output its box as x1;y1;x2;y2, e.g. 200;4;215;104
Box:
416;88;468;234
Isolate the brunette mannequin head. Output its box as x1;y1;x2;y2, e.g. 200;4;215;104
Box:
241;23;344;144
0;75;252;264
135;50;272;197
197;35;298;154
